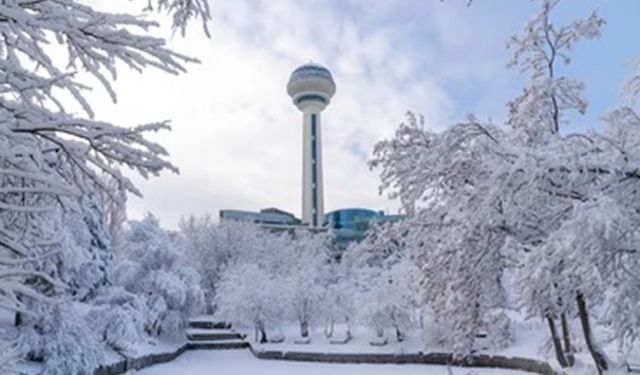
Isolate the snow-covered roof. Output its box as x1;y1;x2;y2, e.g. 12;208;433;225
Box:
289;63;334;85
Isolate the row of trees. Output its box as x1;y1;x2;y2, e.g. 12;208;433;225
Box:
181;217;513;351
0;1;210;374
369;0;640;373
180;218;424;345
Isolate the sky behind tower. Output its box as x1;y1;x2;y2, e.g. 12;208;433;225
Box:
89;0;640;228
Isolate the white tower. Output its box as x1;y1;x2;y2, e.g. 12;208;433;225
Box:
287;63;336;228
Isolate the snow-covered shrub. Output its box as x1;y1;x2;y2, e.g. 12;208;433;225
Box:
0;341;20;375
86;302;143;352
114;215;205;340
21;305;104;375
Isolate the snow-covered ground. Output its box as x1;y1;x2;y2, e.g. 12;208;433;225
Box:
127;350;533;375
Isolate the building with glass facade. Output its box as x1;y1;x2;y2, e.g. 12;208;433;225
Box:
324;208;405;248
219;208;301;229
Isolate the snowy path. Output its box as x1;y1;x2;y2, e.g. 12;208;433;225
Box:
129;350;534;375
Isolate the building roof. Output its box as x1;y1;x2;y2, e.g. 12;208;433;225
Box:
289;63;334;84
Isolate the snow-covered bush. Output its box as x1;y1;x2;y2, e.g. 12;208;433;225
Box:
0;341;20;375
21;305;104;375
87;306;141;352
114;215;205;340
86;287;148;352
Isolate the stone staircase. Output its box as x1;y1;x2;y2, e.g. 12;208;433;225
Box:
187;316;249;350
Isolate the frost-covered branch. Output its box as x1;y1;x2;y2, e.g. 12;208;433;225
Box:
507;0;603;138
147;0;212;37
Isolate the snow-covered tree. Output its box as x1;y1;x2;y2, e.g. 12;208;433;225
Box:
212;226;339;342
344;222;418;342
369;0;622;367
0;0;209;318
283;232;331;339
216;261;287;343
370;112;512;354
506;0;603;140
356;260;418;343
179;217;265;312
112;215;205;339
321;272;357;340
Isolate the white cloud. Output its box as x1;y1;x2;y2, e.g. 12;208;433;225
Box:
86;0;513;228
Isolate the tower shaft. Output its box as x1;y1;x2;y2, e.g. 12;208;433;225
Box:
302;110;324;227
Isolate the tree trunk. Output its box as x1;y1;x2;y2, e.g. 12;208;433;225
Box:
576;294;608;374
14;312;22;327
376;326;384;338
546;315;570;367
300;320;309;338
324;319;334;338
394;324;404;342
256;321;268;343
560;313;575;366
391;310;404;342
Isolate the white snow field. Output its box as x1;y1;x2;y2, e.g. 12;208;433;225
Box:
128;350;533;375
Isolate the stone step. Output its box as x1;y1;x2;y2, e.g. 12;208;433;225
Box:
187;340;249;350
188;317;231;330
186;330;243;342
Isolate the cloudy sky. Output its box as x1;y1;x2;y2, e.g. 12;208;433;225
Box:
91;0;640;228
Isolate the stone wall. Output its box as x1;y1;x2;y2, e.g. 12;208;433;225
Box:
249;347;561;375
93;345;189;375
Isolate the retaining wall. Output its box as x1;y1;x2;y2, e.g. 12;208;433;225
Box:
249;346;561;375
93;344;189;375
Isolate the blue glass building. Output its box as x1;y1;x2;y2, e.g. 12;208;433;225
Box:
324;208;405;248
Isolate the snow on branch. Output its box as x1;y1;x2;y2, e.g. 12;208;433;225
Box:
148;0;213;37
625;59;640;102
507;0;603;137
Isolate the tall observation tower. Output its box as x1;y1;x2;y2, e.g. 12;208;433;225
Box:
287;63;336;228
